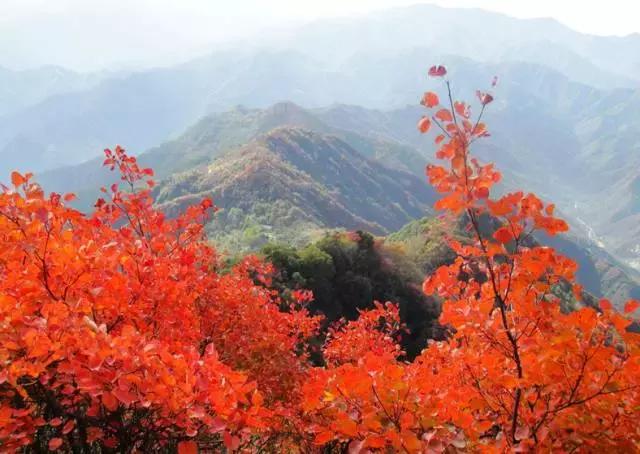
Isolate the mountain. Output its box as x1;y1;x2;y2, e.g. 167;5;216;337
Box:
4;3;640;178
0;47;386;177
35;102;426;206
274;4;640;87
31;78;640;272
153;127;436;251
0;49;261;175
0;65;110;118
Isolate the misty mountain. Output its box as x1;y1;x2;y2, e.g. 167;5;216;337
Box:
275;3;640;88
3;3;640;176
0;65;112;118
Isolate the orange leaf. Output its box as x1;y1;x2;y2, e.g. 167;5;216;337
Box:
49;438;63;451
435;109;453;122
494;227;513;244
335;418;358;437
418;117;432;134
624;300;639;314
11;171;26;187
177;441;198;454
314;431;334;445
399;412;414;429
600;299;613;311
364;435;386;448
251;390;264;406
422;91;439;108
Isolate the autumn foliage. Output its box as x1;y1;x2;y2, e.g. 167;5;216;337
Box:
2;66;640;453
0;148;320;452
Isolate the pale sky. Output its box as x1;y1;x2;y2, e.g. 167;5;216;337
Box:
2;0;639;71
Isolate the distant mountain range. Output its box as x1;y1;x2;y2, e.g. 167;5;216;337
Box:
3;4;640;175
0;65;113;117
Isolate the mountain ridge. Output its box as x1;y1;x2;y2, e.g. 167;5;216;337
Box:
154;126;437;251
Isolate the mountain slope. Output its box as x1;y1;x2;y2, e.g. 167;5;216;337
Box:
387;217;640;309
35;102;426;205
154;127;436;251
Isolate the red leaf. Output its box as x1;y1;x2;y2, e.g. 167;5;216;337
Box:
49;417;63;427
223;432;240;450
600;299;613;311
200;198;214;210
475;187;490;199
476;90;494;106
421;91;439;108
428;65;447;77
178;441;198;454
624;300;639;314
112;388;136;406
48;438;63;451
102;393;119;411
454;101;468;118
435;109;453;122
62;420;75;435
314;431;333;445
494;227;513;244
418;117;432;134
11;171;26;187
515;426;530;441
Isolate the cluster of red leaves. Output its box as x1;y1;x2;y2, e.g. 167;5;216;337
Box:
0;147;321;452
322;301;404;367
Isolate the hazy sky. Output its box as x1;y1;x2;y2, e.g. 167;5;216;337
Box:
2;0;639;71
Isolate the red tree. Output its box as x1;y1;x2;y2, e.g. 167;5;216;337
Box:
0;147;319;452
